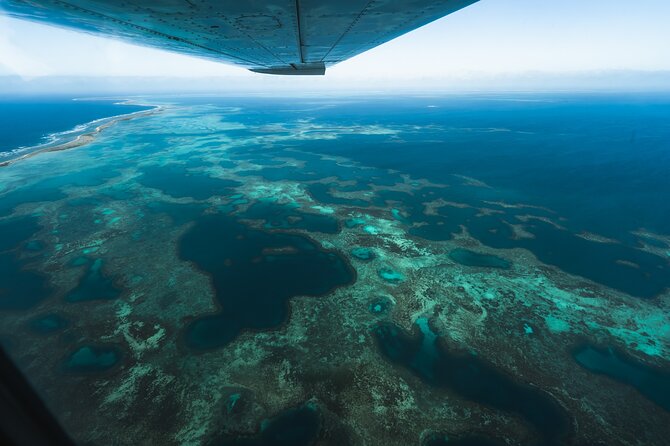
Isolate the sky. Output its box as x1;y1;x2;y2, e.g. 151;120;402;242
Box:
1;0;669;91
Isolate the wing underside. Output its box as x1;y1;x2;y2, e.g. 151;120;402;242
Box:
0;0;477;75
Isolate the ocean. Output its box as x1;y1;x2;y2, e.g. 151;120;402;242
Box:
0;93;668;445
0;96;152;156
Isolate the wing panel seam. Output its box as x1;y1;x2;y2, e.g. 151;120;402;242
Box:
294;0;306;64
219;14;293;67
319;0;377;63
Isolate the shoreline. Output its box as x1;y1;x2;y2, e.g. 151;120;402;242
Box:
0;100;163;167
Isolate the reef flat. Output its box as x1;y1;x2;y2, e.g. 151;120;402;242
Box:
0;96;669;445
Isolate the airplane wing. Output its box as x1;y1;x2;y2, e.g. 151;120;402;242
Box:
0;0;477;75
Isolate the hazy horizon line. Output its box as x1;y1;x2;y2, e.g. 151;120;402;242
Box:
1;70;670;95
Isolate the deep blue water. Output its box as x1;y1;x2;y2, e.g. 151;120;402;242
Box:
64;345;122;373
0;216;52;310
448;248;511;269
182;94;670;240
373;319;570;445
179;212;353;350
178;94;670;298
139;163;242;200
337;95;668;239
0;97;151;153
64;258;121;302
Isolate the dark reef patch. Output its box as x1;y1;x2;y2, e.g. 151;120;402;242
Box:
573;344;670;411
145;201;205;226
373;319;570;445
69;256;89;267
248;157;285;166
211;403;321;446
240;201;339;234
220;160;237;169
138;164;241;200
24;239;45;252
64;258;121;302
307;183;370;207
638;235;666;249
424;434;504;446
67;196;103;207
29;313;69;334
179;214;353;350
64;345;121;373
237;166;318;182
448;248;511;269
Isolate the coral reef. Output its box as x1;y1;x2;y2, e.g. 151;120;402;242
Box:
0;101;668;445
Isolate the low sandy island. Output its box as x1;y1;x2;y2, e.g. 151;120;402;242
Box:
0;104;163;167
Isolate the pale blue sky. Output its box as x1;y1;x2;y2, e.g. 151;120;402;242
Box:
1;0;669;88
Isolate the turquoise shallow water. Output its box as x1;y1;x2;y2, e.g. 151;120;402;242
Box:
0;94;669;445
